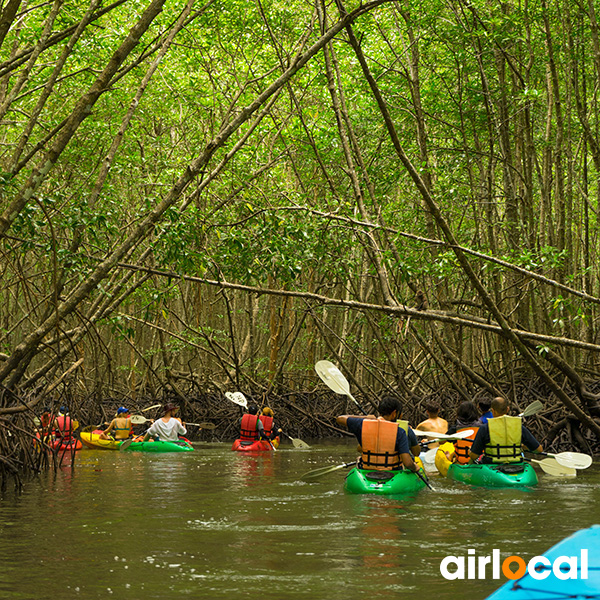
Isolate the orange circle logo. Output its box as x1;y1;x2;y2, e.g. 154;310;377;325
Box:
502;556;527;580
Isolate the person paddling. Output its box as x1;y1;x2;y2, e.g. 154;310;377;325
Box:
143;403;186;442
442;400;482;464
100;407;132;440
53;406;76;442
415;401;448;449
469;396;542;464
239;404;266;442
336;396;419;472
260;407;282;445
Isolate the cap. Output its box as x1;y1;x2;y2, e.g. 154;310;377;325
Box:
117;407;129;415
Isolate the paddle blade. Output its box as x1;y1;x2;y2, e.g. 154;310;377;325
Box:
291;438;310;449
537;458;577;477
414;429;474;441
141;404;161;412
130;415;148;425
552;452;592;470
225;392;248;408
119;438;134;452
423;447;437;464
519;400;543;417
315;360;350;396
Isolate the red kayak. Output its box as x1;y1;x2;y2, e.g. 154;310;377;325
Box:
231;438;279;452
51;437;82;451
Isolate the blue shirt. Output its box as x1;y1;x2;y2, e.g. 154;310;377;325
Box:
479;410;493;424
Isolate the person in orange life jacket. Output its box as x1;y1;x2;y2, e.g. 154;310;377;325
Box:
36;407;54;440
336;396;419;472
239;404;267;440
469;396;542;464
100;407;132;440
260;407;282;441
53;407;75;440
143;403;186;442
478;398;493;424
443;401;482;464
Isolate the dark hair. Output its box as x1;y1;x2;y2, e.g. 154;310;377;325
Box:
425;401;440;415
478;398;491;412
491;396;509;415
248;404;259;415
457;401;480;424
379;395;401;418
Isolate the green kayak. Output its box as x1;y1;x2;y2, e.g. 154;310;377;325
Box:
123;440;194;453
447;461;538;488
344;468;427;495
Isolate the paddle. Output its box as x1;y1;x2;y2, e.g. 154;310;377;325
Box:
280;431;310;449
314;360;368;415
413;429;475;441
225;391;247;408
119;438;134;451
526;457;577;477
528;451;592;470
129;415;216;429
302;461;356;479
518;400;544;417
142;404;161;412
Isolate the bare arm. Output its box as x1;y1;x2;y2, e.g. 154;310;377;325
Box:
401;452;418;472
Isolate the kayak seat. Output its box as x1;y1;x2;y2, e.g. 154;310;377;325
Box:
364;471;395;482
496;464;525;475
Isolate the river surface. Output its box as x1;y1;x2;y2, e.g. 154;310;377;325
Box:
0;440;598;599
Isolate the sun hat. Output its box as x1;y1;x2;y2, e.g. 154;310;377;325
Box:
162;402;178;415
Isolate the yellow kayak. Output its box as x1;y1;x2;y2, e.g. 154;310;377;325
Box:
80;430;125;450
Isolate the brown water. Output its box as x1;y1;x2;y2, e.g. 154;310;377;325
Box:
0;440;598;599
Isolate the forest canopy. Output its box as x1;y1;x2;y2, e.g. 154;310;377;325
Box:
1;0;600;469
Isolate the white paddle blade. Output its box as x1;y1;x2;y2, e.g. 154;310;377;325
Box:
225;392;247;408
291;438;310;449
535;458;576;477
423;447;437;464
130;415;148;424
552;452;592;470
315;360;350;396
413;429;474;440
519;400;543;417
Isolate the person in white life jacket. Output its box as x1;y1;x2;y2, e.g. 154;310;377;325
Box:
469;396;542;464
336;396;418;472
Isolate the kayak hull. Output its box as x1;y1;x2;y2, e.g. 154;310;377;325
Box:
344;468;427;495
231;438;279;452
124;440;194;453
80;430;123;450
435;442;538;487
447;461;538;488
485;525;600;599
81;430;193;452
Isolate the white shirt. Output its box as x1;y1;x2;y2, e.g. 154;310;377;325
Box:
146;417;186;442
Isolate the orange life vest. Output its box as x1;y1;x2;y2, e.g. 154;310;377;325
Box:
259;415;273;437
454;426;479;464
360;419;401;471
240;414;260;441
55;416;73;439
